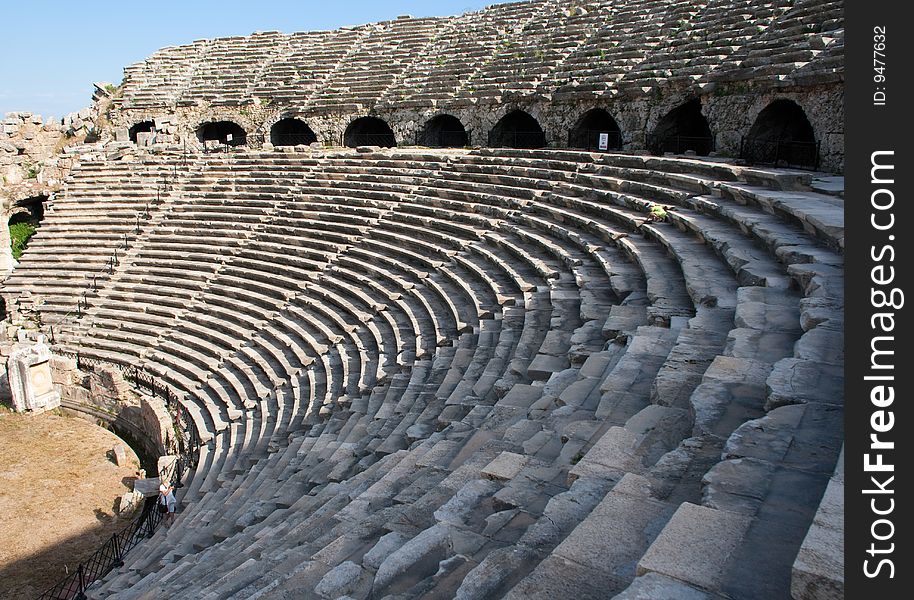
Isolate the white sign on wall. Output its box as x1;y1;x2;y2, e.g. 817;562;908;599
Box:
598;132;610;151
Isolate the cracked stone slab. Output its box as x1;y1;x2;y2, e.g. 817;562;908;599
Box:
615;573;727;600
527;353;571;380
766;358;844;410
637;503;752;591
482;451;530;481
725;328;799;364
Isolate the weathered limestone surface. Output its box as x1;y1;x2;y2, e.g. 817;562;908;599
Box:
791;448;844;600
106;0;844;172
637;502;753;590
0;146;834;600
6;336;60;413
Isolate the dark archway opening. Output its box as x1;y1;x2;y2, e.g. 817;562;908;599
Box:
418;115;469;148
270;118;318;147
9;195;47;261
648;99;714;156
128;121;155;144
344;117;396;148
741;99;819;169
197;121;247;146
489;110;546;149
569;108;622;151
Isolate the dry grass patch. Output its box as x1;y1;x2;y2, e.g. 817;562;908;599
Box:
0;410;140;600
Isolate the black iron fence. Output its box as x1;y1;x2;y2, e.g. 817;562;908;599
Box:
35;354;201;600
739;136;820;170
271;132;318;147
488;130;547;149
187;132;265;155
416;129;471;148
36;499;165;600
568;129;622;151
646;134;715;156
122;366;201;483
63;356;201;476
342;132;398;148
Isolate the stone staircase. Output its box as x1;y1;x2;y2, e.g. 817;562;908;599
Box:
304;17;444;114
113;0;843;112
708;0;844;86
379;1;549;109
2;156;190;333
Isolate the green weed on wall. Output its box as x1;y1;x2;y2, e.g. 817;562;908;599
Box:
10;222;36;260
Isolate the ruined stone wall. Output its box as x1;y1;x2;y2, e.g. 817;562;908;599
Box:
0;113;66;190
0;87;122;276
49;355;174;460
0;113;70;269
112;78;845;173
0;112;68;275
0;85;117;199
704;84;844;173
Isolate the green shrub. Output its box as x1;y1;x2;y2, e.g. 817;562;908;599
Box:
10;222;37;259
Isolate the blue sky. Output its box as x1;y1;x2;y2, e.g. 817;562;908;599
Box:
0;0;515;119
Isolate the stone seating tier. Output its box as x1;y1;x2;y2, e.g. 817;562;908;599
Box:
1;147;842;600
116;0;843;111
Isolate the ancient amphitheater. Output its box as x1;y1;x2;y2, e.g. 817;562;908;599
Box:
1;0;844;598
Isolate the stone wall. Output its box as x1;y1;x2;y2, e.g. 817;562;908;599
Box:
0;111;68;278
0;112;65;191
112;78;845;173
0;84;117;199
49;354;174;462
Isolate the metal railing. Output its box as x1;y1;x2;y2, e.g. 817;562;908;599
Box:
123;366;201;484
35;355;201;600
568;129;622;151
198;138;242;154
487;130;547;149
739;136;820;170
270;132;318;147
342;132;398;148
646;134;715;156
62;355;201;475
36;499;165;600
415;129;471;148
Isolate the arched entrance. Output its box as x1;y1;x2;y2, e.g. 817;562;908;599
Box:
197;121;247;146
418;115;469;148
7;195;46;264
741;99;819;169
128;121;155;144
569;108;622;151
489;110;546;149
271;118;318;147
648;99;714;156
344;117;396;148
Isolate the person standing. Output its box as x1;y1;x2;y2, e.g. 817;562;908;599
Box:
158;483;177;526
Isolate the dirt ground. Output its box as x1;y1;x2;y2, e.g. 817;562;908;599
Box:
0;410;141;600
